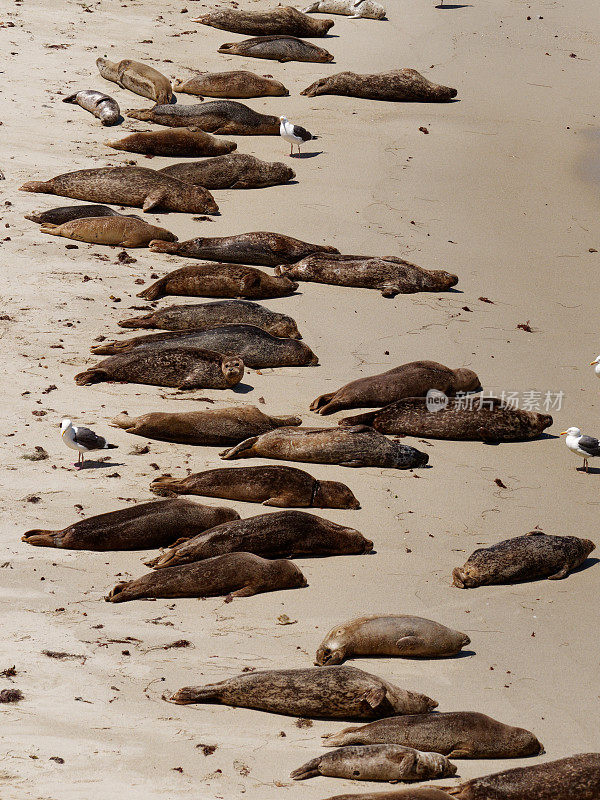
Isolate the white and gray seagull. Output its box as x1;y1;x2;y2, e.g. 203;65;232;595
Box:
279;115;316;156
560;426;600;473
60;418;117;470
590;354;600;379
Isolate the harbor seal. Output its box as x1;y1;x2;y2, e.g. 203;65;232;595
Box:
109;405;302;445
291;745;456;782
301;0;386;19
220;424;430;469
127;100;280;135
276;254;458;296
22;498;238;551
20;167;218;214
301;69;457;102
174;70;288;99
323;791;449;800
218;35;334;63
63;90;120;125
148;231;339;265
150;465;360;509
96;57;173;104
170;665;438;718
106;552;307;602
452;530;595;588
315;616;470;665
323;712;543;759
194;7;333;36
341;397;553;442
137;263;298;301
106;129;237;157
39;216;176;247
311;362;481;415
158;154;295;189
74;348;244;389
118;299;302;339
25;204;141;225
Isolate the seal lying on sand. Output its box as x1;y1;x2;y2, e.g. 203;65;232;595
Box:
137;263;298;301
174;70;288;98
150;465;360;509
22;498;238;550
106;129;237;157
170;665;438;718
301;0;386;19
75;348;244;389
158;154;295;189
311;362;481;415
110;406;302;445
25;205;141;225
194;7;333;36
301;69;457;101
106;552;307;602
63;90;120;125
97;57;173;104
218;35;334;63
127;100;280;135
323;790;449;800
118;299;302;339
452;530;595;588
315;616;470;665
20;167;218;214
40;216;176;247
220;425;430;469
323;712;543;759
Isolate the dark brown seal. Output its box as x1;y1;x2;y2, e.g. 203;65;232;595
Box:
127;100;280;135
341;397;553;442
170;665;438;718
106;129;237;157
25;204;141;225
311;362;481;415
323;791;449;800
452;530;595;588
220;424;430;469
40;216;176;247
323;712;543;758
150;465;360;509
218;35;334;63
137;263;298;301
97;57;173;104
20;167;218;214
174;70;289;99
109;405;302;445
106;552;307;602
301;69;457;101
74;347;244;389
158;154;295;189
22;498;238;550
193;7;333;37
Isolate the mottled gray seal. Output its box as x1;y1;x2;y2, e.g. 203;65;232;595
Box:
150;465;360;509
20;167;218;214
97;57;173;104
218;35;334;63
311;362;481;415
323;712;543;759
40;216;176;247
301;0;386;19
25;205;141;225
323;791;449;800
170;665;438;718
174;70;288;99
158;154;295;189
315;616;470;665
220;424;430;469
127;100;280;135
194;7;333;36
452;530;595;588
63;90;120;125
302;69;457;101
106;128;237;157
22;498;238;551
106;552;307;602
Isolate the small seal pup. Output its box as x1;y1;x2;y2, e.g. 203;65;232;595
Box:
452;530;595;587
118;299;302;339
194;7;333;36
158;154;295;189
301;0;386;19
25;205;141;225
110;405;302;445
315;616;470;664
170;665;438;719
323;712;543;759
106;552;307;602
291;745;456;782
311;362;481;415
96;57;173;104
75;348;244;390
301;69;457;102
218;35;334;63
174;70;288;99
39;216;176;248
220;424;430;469
22;498;238;551
63;90;120;125
150;465;360;509
127;100;280;136
106;129;237;157
137;263;298;301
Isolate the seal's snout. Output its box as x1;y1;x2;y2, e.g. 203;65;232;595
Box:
416;450;430;467
461;633;471;647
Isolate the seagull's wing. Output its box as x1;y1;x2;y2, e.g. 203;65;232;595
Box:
578;435;600;456
292;124;314;142
73;426;106;450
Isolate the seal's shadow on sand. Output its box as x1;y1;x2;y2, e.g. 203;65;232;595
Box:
572;557;599;575
231;382;254;394
436;4;473;8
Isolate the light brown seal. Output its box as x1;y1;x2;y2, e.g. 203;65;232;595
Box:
20;167;218;214
25;204;141;225
193;7;333;36
109;405;302;445
452;530;595;588
311;362;481;415
63;90;120;125
218;35;334;63
301;69;457;101
150;465;360;509
170;665;438;718
96;57;173;104
106;552;307;602
315;616;470;665
22;498;238;551
158;154;295;189
106;128;237;157
323;712;543;759
39;216;176;247
174;70;288;99
127;100;280;135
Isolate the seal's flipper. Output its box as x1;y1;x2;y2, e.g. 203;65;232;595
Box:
22;530;58;547
143;189;167;212
310;391;335;412
62;93;80;104
290;757;321;780
362;686;386;709
105;582;129;602
39;224;60;235
169;685;220;704
219;436;258;459
548;566;570;580
74;368;108;386
395;635;423;653
452;567;466;588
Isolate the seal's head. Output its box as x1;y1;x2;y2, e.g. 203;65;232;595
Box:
313;480;360;510
221;356;245;386
315;626;347;666
277;559;308;589
453;367;482;393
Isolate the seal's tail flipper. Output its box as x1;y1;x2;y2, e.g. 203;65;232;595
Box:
22;530;58;547
290;757;321;781
105;582;130;602
219;436;259;459
39;224;60;235
74;368;107;386
19;181;52;194
109;413;132;430
169;685;220;704
118;312;155;328
62;93;79;104
149;476;180;496
137;278;166;300
149;239;180;254
337;410;376;427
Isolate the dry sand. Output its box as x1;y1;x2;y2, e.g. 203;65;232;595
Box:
1;0;599;797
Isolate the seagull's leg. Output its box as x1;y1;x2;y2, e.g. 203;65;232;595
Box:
585;458;589;473
290;143;293;156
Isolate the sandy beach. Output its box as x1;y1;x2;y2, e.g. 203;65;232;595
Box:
1;0;599;796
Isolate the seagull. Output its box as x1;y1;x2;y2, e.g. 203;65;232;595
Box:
590;355;600;379
560;426;600;472
60;418;117;470
279;115;316;156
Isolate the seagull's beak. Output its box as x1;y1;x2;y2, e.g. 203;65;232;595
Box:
560;431;568;436
590;361;597;366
